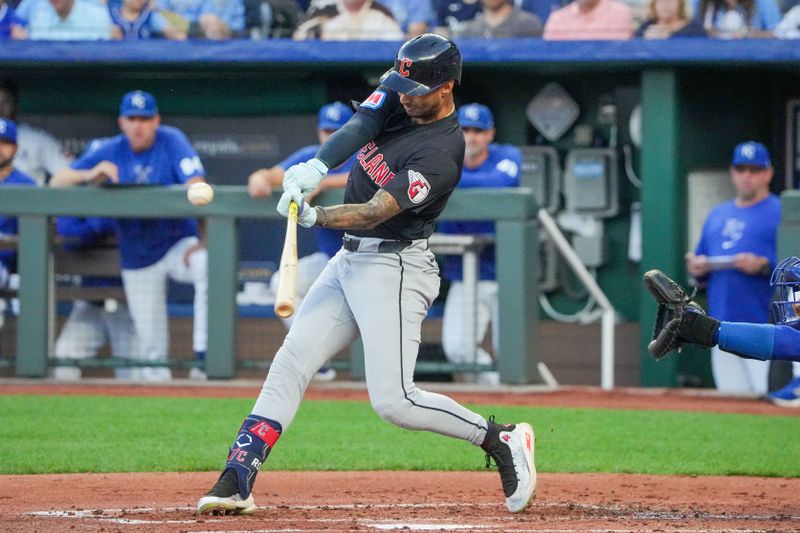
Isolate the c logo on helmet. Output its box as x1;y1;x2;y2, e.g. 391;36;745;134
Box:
398;58;413;78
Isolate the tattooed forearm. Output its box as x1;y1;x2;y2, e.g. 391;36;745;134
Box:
317;189;401;230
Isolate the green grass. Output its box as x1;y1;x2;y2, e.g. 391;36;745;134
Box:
1;395;798;477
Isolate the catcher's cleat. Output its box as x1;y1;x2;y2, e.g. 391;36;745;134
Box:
197;468;257;516
482;418;537;513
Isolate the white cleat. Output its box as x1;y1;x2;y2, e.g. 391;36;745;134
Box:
198;468;257;515
197;493;256;516
485;421;537;513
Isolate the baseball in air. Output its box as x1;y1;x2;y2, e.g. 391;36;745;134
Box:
188;182;214;206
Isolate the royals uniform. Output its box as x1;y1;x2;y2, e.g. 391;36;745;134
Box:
695;193;781;394
437;142;522;383
252;85;490;446
69;125;207;381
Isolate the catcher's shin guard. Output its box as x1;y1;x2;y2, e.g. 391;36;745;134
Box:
198;415;281;515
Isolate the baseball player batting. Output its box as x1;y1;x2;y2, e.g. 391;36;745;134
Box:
644;257;800;406
198;34;536;516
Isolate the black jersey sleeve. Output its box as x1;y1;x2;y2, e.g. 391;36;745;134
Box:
316;86;402;169
382;148;460;213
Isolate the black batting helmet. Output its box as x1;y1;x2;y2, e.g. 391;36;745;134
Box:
380;33;462;97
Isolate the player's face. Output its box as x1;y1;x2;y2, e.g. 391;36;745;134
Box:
398;81;454;124
118;115;161;153
730;164;773;202
0;140;16;171
462;127;495;160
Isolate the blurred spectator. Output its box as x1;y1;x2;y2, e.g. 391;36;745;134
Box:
435;0;560;34
0;76;73;185
294;0;403;40
111;0;187;39
694;0;780;37
368;0;432;37
1;0;26;38
307;0;432;36
543;0;634;39
51;216;139;381
635;0;707;36
246;0;302;38
775;2;800;36
16;0;114;40
453;0;543;37
434;0;483;33
157;0;244;39
0;118;37;287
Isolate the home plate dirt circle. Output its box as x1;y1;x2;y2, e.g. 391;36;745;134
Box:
2;384;799;532
3;471;799;532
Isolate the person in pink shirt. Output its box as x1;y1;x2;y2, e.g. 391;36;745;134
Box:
543;0;634;39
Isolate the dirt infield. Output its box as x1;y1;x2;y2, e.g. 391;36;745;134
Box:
2;382;799;532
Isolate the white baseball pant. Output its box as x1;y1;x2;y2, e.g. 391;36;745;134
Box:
121;236;208;381
442;280;500;385
52;300;138;380
252;240;488;445
711;345;769;395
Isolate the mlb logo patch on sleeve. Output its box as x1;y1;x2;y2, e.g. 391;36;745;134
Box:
360;90;387;110
407;170;431;204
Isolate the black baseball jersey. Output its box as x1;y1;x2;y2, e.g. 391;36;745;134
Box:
343;85;465;240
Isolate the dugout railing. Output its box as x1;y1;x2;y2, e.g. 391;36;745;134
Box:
0;185;541;384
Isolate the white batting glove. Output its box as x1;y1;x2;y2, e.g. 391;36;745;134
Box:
283;158;328;195
277;187;317;228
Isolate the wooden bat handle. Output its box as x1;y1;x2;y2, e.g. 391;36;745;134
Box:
274;201;299;318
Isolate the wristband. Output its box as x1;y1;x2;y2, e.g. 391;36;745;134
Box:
316;206;329;227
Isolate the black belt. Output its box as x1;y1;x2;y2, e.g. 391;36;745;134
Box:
342;235;413;253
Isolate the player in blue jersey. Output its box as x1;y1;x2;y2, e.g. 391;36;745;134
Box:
436;103;522;385
686;141;782;395
247;102;356;381
646;256;800;407
51;90;208;381
0;118;37;288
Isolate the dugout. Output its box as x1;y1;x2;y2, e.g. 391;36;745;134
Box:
2;39;800;387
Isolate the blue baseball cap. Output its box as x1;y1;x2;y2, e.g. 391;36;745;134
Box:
119;90;158;118
318;102;353;131
457;103;494;130
732;141;771;168
0;118;16;143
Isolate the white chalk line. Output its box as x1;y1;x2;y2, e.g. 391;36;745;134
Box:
25;501;796;530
